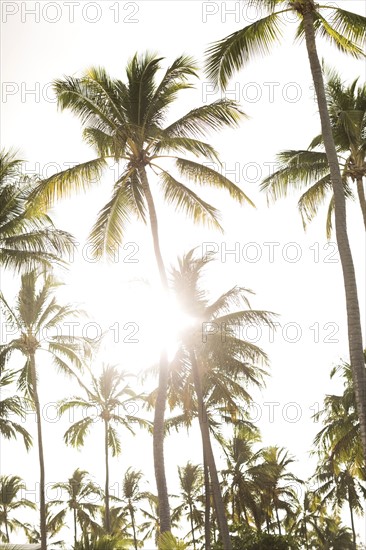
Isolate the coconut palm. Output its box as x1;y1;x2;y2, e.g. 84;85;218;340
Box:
51;469;102;548
314;456;366;548
0;271;89;550
313;360;364;470
159;249;275;549
175;462;204;550
24;502;67;548
0;369;32;450
205;0;366;461
58;365;144;535
118;467;147;550
0;475;36;543
261;68;366;237
0;148;74;271
251;446;302;536
221;427;262;529
287;490;325;549
140;493;180;548
312;514;355;549
30;52;253;533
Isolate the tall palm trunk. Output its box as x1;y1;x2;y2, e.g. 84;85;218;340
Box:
203;454;211;550
129;503;138;550
73;508;77;549
302;3;366;460
275;502;282;535
29;353;47;550
4;507;10;542
188;500;197;550
189;351;232;550
104;418;110;534
356;176;366;231
348;491;356;548
138;166;171;535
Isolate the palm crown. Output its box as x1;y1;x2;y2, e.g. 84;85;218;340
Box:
205;0;366;88
31;53;253;257
260;68;366;237
0;149;74;271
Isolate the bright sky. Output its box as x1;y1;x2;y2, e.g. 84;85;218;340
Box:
1;0;366;546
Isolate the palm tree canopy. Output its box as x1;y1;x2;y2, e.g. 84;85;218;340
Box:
205;0;366;88
0;475;36;543
260;68;366;236
165;249;276;416
0;369;32;450
30;53;254;258
0;270;90;398
59;365;146;456
0;148;75;271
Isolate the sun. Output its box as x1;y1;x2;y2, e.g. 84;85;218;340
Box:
64;261;195;369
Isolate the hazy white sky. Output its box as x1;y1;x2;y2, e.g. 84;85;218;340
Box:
1;0;366;546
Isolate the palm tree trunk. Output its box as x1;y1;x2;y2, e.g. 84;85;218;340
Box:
129;503;138;550
189;350;232;550
188;501;197;550
104;418;110;534
302;3;366;460
4;508;10;543
356;176;366;231
30;353;47;550
138;166;171;535
73;508;77;549
203;454;211;550
348;492;357;548
275;503;282;536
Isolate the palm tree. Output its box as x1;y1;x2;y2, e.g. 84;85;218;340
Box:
313;360;364;469
205;0;366;461
287;490;325;549
221;426;262;530
252;446;302;536
0;148;74;271
30;52;253;533
312;514;355;549
51;469;102;548
0;475;36;543
0;271;89;550
175;462;204;550
260;68;366;237
140;493;180;548
25;502;67;548
161;249;275;549
0;369;32;450
119;467;146;550
59;365;143;535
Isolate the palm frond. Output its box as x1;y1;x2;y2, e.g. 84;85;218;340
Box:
205;12;287;87
159;170;223;231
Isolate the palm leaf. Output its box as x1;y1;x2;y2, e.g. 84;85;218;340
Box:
175;158;254;206
205;12;287;87
159;170;223;231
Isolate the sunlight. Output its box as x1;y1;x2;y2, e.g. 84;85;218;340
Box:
65;262;196;367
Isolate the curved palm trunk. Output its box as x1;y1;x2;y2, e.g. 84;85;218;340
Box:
303;4;366;460
189;350;232;550
104;419;111;534
203;454;211;550
356;176;366;231
138;167;171;536
29;354;47;550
